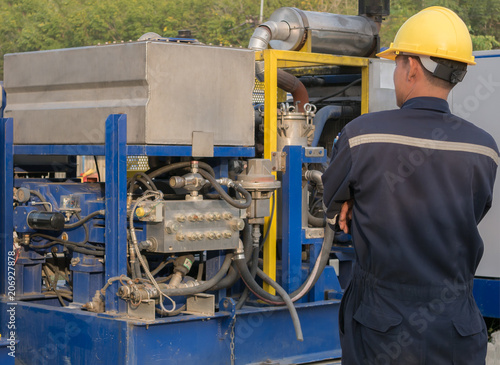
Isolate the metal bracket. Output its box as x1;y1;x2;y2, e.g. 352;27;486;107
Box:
183;293;215;316
218;297;236;340
305;227;324;239
127;299;156;321
303;147;324;158
271;151;286;172
192;131;214;157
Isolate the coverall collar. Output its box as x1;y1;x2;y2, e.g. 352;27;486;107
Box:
401;97;451;114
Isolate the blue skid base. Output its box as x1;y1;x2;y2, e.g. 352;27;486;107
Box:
1;300;341;365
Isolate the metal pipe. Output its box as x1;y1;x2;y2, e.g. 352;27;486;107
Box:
249;20;309;111
304;170;324;192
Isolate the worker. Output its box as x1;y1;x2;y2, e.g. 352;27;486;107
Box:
322;6;498;365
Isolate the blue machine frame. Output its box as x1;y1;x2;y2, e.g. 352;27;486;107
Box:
1;115;343;364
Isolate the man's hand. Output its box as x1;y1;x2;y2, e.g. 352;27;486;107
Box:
338;199;354;234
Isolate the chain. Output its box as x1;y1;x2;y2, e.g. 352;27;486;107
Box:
230;316;236;365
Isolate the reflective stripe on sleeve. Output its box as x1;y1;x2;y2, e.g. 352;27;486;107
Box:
348;133;499;165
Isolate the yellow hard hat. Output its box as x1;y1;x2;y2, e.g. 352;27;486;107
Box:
377;6;475;65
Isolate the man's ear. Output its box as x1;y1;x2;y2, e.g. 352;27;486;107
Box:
407;56;420;81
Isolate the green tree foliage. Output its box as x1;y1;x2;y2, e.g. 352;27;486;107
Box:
0;0;497;78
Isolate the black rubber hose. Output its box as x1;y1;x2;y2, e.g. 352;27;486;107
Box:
147;161;215;180
150;257;173;277
259;192;275;252
308;212;326;227
64;210;105;229
210;222;253;290
30;240;105;256
197;169;251;209
314;78;361;103
234;257;303;341
128;172;158;194
158;254;234;296
30;233;103;251
235;225;335;305
235;244;259;310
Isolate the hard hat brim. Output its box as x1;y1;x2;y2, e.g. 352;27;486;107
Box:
376;47;476;65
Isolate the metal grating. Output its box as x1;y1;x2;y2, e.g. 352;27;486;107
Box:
127;156;149;171
253;79;265;104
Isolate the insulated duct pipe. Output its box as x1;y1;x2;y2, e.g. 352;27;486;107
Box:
311;105;343;147
249;20;309;112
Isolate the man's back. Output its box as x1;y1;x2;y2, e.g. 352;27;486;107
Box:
323;96;498;285
322;97;498;364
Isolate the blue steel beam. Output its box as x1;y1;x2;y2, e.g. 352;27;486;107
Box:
14;145;255;157
0;118;13;296
473;278;500;318
281;145;304;292
104;115;128;313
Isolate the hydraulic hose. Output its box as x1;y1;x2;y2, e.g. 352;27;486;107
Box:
64;210;105;229
147;161;215;180
234;256;303;341
128;172;158;193
197;169;252;209
210;220;253;290
235;224;334;305
308;211;325;227
158;253;234;296
235;243;259;310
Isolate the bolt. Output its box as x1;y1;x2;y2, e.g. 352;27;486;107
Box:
165;221;180;234
176;233;185;241
215;232;222;240
214;212;222;221
70;257;80;266
187;233;196;241
188;214;198;222
206;231;215;240
196;232;204;240
222;212;233;220
176;214;186;223
230;218;245;231
205;213;215;221
223;231;232;239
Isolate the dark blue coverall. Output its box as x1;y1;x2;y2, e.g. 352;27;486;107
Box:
322;97;499;364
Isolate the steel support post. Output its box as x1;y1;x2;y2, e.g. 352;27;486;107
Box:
0;118;13;296
281;145;304;292
104;114;128;313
